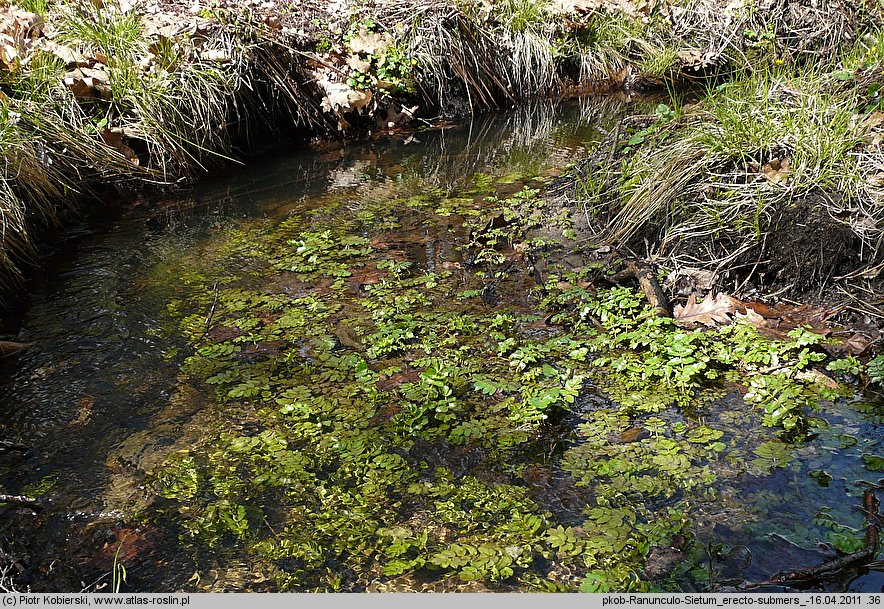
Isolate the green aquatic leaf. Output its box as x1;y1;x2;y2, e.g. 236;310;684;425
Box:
862;453;884;472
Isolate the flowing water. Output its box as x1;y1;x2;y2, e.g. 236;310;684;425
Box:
0;98;881;593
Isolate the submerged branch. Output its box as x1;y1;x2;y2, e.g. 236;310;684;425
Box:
0;342;31;357
746;490;880;589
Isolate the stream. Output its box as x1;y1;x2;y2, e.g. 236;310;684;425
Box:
0;97;881;593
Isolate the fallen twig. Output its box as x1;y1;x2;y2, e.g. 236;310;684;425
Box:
0;341;31;357
610;259;671;317
202;281;220;338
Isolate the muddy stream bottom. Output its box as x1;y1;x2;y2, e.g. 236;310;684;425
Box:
0;99;881;593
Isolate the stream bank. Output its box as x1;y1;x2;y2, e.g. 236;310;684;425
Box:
0;0;882;594
0;0;880;306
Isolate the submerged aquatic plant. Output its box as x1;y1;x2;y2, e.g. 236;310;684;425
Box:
149;174;874;592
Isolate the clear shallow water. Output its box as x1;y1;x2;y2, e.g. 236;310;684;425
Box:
0;98;880;592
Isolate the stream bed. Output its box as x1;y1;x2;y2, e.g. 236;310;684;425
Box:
0;98;881;593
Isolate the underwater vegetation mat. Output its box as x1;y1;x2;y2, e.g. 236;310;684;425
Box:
147;171;882;592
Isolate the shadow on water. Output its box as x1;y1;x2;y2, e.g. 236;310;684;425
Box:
0;95;880;592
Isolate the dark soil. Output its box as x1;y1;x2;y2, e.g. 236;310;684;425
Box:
736;194;863;302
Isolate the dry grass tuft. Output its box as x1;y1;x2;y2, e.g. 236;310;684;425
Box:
568;50;884;299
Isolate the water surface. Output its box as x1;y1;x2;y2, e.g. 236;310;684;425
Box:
0;98;881;592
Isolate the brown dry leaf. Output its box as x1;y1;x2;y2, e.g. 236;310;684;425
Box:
200;48;230;63
738;300;781;318
642;547;684;580
864;110;884;130
549;0;602;14
735;306;770;328
318;76;373;114
0;39;17;72
795;369;840;390
98;527;158;565
64;67;111;98
556;279;593;292
618;427;644;443
734;302;836;340
347;27;393;56
677;48;716;72
100;128;139;165
346;53;371;73
71;395;95;426
141;14;186;40
829;329;880;356
383;103;418;128
759;157;790;184
376;369;420;392
673;293;741;327
0;6;43;48
779;304;836;335
40;40;87;67
664;267;716;296
552;0;651;19
347;265;387;286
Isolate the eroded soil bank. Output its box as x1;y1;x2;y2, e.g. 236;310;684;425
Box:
0;101;881;593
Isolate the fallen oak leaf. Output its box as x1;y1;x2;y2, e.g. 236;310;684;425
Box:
347;27;393;56
39;40;88;67
734;302;838;340
824;327;881;356
795;369;840;390
664;266;716;296
673;292;741;327
0;40;17;73
734;306;772;329
0;6;43;48
677;47;717;72
549;0;603;14
778;304;839;336
317;75;373;114
64;67;111;98
346;53;371;73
